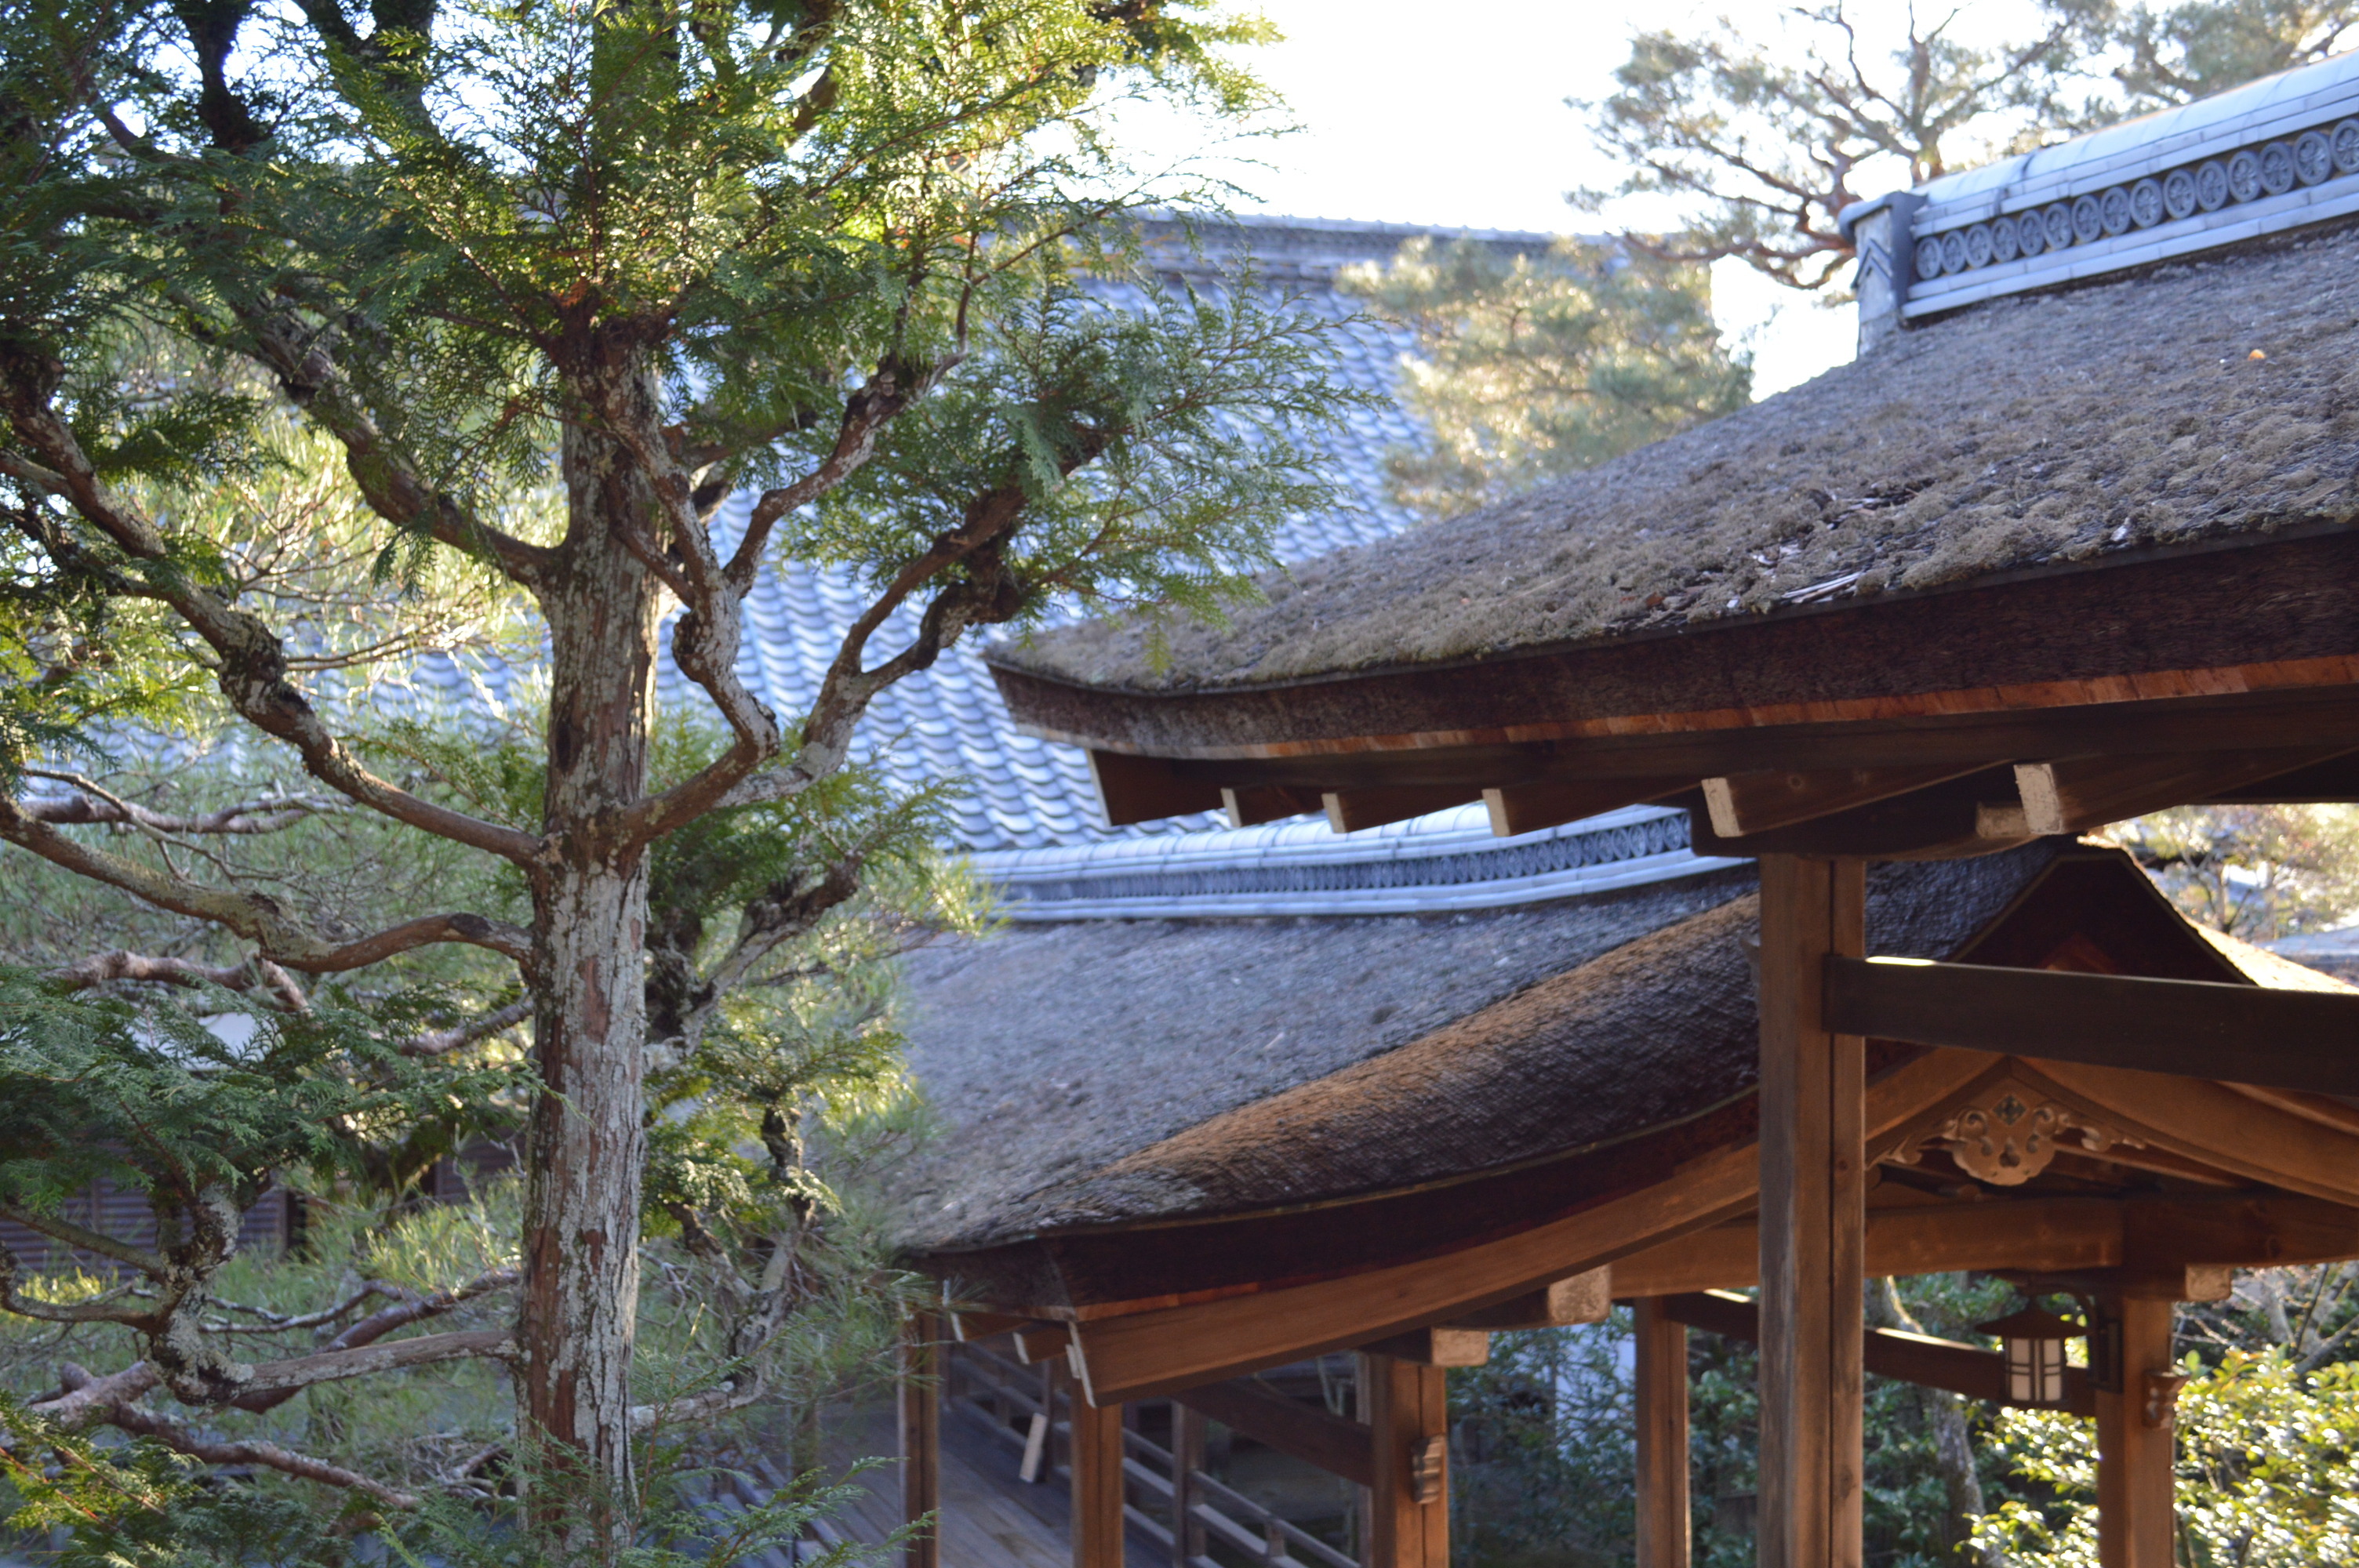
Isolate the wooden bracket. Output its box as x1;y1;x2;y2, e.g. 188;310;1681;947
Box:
2015;746;2357;835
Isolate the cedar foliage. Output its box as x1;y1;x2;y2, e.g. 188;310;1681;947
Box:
0;0;1357;1552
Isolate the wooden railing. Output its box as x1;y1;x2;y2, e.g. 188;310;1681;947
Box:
952;1340;1358;1568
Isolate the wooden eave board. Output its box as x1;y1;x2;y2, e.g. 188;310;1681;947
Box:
992;531;2359;794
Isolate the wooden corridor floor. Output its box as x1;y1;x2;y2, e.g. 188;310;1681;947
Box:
819;1401;1075;1568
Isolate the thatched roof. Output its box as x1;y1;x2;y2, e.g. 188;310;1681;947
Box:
994;220;2359;695
889;844;2088;1256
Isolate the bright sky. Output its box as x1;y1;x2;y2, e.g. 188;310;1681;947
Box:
1120;0;2062;397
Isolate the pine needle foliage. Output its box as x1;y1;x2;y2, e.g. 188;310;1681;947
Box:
1342;236;1750;521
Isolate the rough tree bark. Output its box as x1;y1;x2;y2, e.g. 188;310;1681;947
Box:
519;350;669;1533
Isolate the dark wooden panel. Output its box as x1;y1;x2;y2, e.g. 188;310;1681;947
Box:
1323;785;1482;833
1825;956;2359;1094
1089;750;1222;826
1485;777;1693;835
1174;1377;1374;1487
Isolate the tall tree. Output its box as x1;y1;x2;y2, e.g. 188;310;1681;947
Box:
1574;3;2089;291
2105;0;2359;108
1341;237;1750;519
1576;1;2359;293
0;0;1350;1553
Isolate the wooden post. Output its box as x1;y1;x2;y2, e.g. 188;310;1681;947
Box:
1361;1351;1448;1568
899;1309;943;1568
1070;1381;1127;1568
2095;1296;2178;1568
1634;1298;1692;1568
1171;1401;1206;1566
1756;855;1867;1568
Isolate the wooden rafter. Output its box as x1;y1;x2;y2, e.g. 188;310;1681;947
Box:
2016;746;2355;834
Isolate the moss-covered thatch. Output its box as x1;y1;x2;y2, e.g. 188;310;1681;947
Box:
998;223;2359;694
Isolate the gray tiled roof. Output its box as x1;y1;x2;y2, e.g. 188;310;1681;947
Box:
383;216;1738;915
660;217;1536;855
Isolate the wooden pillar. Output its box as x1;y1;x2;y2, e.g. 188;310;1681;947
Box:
1070;1381;1127;1568
1361;1351;1449;1568
899;1309;943;1568
1755;855;1866;1568
2095;1296;2178;1568
1634;1298;1692;1568
1170;1401;1205;1566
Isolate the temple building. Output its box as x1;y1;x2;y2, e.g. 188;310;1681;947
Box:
845;45;2359;1568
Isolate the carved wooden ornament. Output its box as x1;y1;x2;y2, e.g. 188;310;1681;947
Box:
1885;1083;2144;1187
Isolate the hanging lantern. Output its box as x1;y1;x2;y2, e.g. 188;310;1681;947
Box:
1976;1305;2080;1406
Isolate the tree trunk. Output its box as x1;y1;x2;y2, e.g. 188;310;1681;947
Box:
519;350;668;1552
1869;1280;1995;1567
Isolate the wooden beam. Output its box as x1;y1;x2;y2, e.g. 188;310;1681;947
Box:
1359;1327;1490;1366
1063;1136;1762;1402
2024;1058;2359;1206
1484;777;1692;837
1362;1354;1449;1568
2125;1192;2359;1269
2094;1296;2178;1568
2202;750;2359;803
1662;1290;2097;1418
1825;956;2359;1095
1220;784;1321;828
1704;764;1987;838
1089;750;1223;828
1610;1196;2128;1296
1069;1385;1126;1567
1056;1052;2002;1403
2016;747;2354;835
1172;1377;1373;1488
1634;1298;1691;1568
1323;784;1483;833
2004;1264;2234;1303
1448;1268;1611;1329
1756;854;1866;1568
900;1310;943;1568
